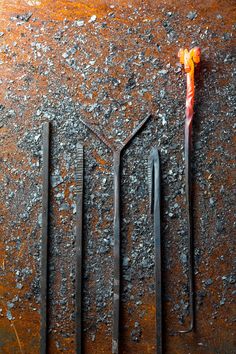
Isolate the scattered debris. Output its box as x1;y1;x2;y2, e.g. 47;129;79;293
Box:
130;322;142;342
186;11;198;20
89;15;97;23
0;1;234;351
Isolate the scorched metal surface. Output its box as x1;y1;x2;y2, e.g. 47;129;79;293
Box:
0;1;235;354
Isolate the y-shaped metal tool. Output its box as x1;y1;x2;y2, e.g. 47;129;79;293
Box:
79;114;151;354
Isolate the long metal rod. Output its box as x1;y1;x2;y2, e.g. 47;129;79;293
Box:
178;47;200;333
112;150;121;354
79;114;151;354
154;149;162;354
75;144;84;354
149;147;162;354
40;121;50;354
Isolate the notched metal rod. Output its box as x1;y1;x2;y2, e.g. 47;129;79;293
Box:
40;121;50;354
149;147;163;354
75;143;84;354
79;114;151;354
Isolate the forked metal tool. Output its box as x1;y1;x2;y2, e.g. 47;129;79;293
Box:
40;122;50;354
178;47;201;333
75;143;84;354
79;114;151;354
149;147;163;354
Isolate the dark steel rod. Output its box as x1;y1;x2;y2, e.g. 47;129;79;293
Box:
149;147;163;353
75;143;84;354
154;149;162;354
112;151;121;354
40;121;50;354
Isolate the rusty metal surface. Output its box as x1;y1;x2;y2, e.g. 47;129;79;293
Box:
0;1;235;353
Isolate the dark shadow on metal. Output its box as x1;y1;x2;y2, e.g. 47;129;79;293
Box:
79;114;151;354
40;121;50;354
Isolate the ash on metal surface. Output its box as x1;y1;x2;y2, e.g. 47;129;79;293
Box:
0;1;235;352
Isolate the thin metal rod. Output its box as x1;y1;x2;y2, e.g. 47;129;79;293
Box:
149;147;163;353
40;121;50;354
75;144;84;354
112;151;121;354
177;47;200;333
